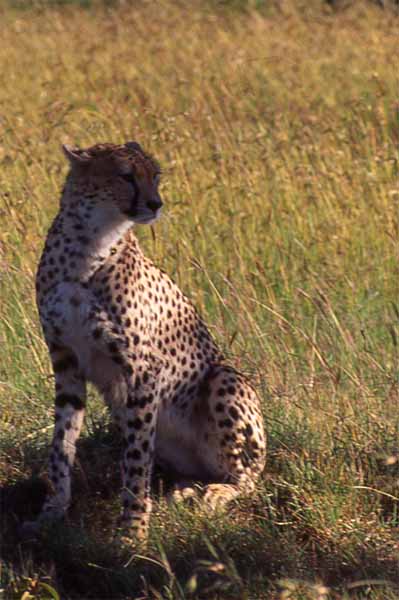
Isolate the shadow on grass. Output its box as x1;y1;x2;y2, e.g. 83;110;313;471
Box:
2;510;399;599
1;426;205;598
1;427;399;599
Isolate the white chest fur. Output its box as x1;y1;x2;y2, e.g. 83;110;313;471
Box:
41;282;121;390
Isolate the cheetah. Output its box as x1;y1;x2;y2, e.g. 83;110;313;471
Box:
34;141;266;543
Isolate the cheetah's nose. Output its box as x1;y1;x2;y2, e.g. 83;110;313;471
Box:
147;198;163;212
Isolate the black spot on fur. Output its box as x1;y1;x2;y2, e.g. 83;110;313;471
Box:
53;355;78;373
55;393;85;410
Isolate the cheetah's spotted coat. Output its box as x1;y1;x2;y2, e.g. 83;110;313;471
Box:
35;141;266;542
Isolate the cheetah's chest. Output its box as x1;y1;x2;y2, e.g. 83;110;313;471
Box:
40;282;120;388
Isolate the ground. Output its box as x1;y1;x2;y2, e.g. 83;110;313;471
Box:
0;1;398;599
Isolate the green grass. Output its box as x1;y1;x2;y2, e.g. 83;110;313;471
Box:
0;1;398;598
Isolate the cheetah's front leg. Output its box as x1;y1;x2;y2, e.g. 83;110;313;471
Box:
43;345;86;521
85;302;161;544
113;368;160;544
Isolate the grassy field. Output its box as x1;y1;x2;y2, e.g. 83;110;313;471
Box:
0;1;398;598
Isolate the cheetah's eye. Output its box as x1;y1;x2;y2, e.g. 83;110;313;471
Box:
120;173;139;199
153;173;160;186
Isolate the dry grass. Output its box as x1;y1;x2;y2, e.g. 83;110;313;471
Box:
0;1;398;598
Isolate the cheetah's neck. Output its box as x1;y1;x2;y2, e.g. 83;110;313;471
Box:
49;202;140;283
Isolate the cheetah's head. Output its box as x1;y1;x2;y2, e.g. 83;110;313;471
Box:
62;141;163;225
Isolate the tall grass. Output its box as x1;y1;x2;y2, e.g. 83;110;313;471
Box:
0;1;398;598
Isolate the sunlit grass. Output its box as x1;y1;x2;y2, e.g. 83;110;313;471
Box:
0;1;398;598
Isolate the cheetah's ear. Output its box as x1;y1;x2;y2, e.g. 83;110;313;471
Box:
62;144;91;167
125;141;143;153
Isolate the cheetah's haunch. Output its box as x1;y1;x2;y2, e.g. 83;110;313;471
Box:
34;141;266;543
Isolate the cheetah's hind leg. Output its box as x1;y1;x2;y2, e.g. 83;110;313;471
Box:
202;482;246;511
168;480;201;506
168;479;254;512
189;365;266;512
